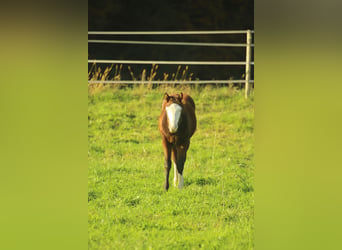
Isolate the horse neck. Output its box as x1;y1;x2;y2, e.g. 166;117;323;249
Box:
177;111;189;135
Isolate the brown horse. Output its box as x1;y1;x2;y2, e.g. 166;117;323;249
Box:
158;92;196;191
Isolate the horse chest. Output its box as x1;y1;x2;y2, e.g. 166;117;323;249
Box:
168;134;186;147
168;134;177;144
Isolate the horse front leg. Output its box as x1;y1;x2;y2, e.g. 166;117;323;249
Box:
171;147;178;187
173;162;178;187
164;158;171;191
176;158;185;189
162;138;172;191
176;142;189;189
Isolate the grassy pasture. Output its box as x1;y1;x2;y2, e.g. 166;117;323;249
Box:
88;85;254;249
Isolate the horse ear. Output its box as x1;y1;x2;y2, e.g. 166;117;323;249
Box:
164;93;170;101
178;92;183;102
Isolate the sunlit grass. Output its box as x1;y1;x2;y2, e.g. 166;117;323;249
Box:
88;85;254;249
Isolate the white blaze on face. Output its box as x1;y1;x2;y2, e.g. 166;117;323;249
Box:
165;103;182;133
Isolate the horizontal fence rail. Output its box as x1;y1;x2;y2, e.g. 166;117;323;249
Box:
88;39;254;47
88;80;254;84
88;59;254;66
88;30;253;35
88;30;254;98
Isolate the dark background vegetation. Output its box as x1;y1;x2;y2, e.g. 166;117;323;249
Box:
88;0;254;81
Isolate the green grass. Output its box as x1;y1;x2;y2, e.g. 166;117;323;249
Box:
88;85;254;249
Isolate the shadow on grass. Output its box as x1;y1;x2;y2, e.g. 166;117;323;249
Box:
185;177;218;186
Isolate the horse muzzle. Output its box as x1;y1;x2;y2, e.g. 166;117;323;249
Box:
168;125;178;134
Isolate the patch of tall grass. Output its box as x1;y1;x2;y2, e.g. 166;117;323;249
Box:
88;63;196;93
88;63;248;96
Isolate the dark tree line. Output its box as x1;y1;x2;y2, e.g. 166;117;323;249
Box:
89;0;254;81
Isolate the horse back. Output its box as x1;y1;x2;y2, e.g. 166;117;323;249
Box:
182;94;196;137
181;94;195;110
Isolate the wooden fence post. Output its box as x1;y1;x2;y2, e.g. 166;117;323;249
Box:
245;30;252;99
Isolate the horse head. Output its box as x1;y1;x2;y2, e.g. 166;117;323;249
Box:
163;93;183;133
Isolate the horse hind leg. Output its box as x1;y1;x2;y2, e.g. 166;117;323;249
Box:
178;172;184;189
173;162;178;187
